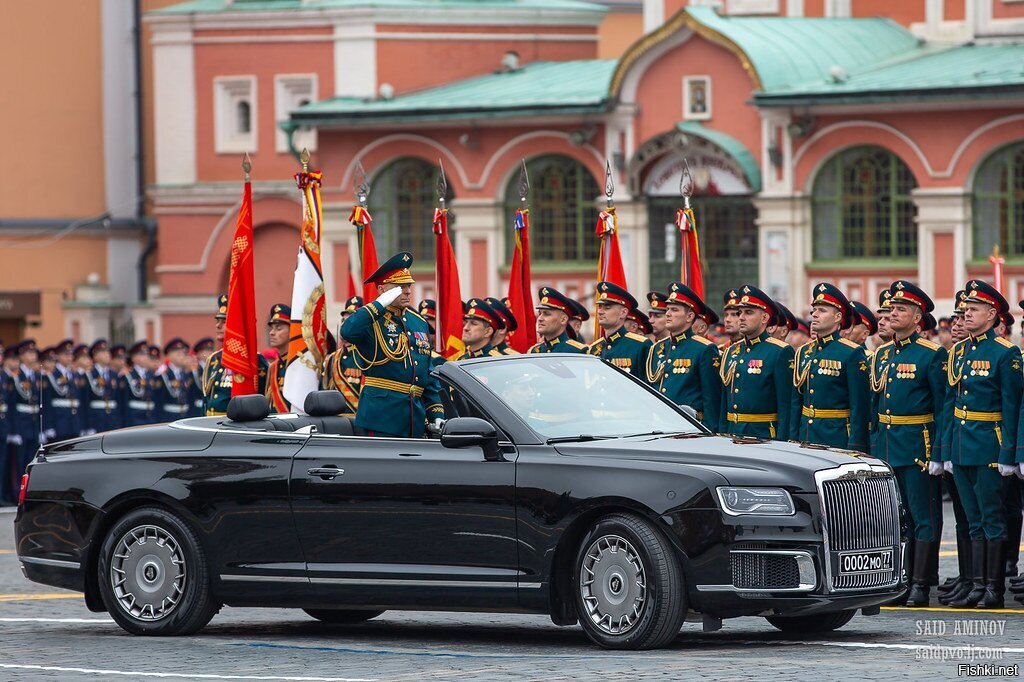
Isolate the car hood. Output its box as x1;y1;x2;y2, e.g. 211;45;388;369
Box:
553;434;886;491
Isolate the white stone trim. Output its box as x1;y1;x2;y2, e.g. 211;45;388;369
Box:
976;0;1024;37
479;131;605;193
336;134;470;192
275;74;318;153
152;24;196;185
101;0;138;219
152;294;220;314
618;31;693;104
642;0;663;33
786;0;804;16
912;187;969;312
333;20;377;98
726;0;780;15
188;31;598;44
213;75;258;155
682;75;712;121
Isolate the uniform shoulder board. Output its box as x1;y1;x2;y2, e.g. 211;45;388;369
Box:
838;338;860;349
766;337;789;348
915;337;941;351
876;340;894;352
996;336;1015;348
487;349;504;357
527;343;541;353
693;335;714;346
405;308;426;323
625;332;649;343
567;339;588;349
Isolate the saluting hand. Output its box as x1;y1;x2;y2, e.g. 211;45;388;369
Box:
376;286;403;308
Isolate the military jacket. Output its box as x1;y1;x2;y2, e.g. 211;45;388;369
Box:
40;368;79;441
646;330;722;431
720;331;798;440
320;347;362;414
941;331;1023;465
869;334;946;467
10;367;40;444
793;333;870;453
587;328;653;380
0;369;10;442
340;301;446;438
123;367;156;426
152;367;194;422
187;367;205;418
453;343;503;361
202;349;269;416
494;342;519;356
528;332;588;354
85;366;122;433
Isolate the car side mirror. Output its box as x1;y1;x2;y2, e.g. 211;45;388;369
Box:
441;417;503;462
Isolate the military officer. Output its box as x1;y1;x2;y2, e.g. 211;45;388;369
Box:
692;305;718;340
870;280;946;606
875;289;894;345
587;282;652;379
202;294;268;416
110;344;127;376
83;339;120;434
60;341;87;437
418;299;437;345
793;283;870;452
787;317;811;349
486;297;520;355
41;341;79;443
625;308;654;339
340;252;446;438
265;303;292;413
646;282;722;431
721;289;743;347
529;288;589;354
941;280;1021;609
720;285;798;441
122;341;155;426
647;292;669;341
937;317;954;350
567;299;590;342
846;301;877;347
188;338;214;417
454;298;505;360
10;340;41;478
152;338;194;422
321;296;365;414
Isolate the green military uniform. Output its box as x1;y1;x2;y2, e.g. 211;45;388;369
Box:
588;281;652;379
264;303;292;413
941;280;1022;609
528;288;588;354
340;252;445;438
320;347;361;414
794;332;870;451
720;285;798;440
202;294;269;416
529;332;587;354
454;344;503;360
454;299;506;361
486;297;521;356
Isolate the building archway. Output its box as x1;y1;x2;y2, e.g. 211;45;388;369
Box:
973;140;1024;259
367;157;456;263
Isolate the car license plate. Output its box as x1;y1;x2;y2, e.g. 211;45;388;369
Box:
838;549;893;575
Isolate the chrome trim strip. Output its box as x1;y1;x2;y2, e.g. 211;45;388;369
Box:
309;578;523;588
19;556;81;569
697;549;816;593
219;574;309;583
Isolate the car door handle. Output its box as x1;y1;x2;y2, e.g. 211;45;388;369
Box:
307;466;344;480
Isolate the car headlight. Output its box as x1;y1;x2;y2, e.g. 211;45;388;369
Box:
717;486;795;516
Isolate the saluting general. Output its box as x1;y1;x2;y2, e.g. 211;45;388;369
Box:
340;252;445;438
646;282;722;432
587;281;652;379
529;288;589;354
793;283;870;452
870;280;946;607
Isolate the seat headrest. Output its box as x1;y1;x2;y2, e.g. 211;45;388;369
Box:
304;390;347;417
227;394;271;422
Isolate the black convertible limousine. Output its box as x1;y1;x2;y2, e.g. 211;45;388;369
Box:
15;354;904;649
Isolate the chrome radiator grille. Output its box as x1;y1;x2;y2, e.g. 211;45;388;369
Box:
818;467;901;591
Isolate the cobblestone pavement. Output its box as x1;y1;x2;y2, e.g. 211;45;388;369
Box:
2;503;1023;681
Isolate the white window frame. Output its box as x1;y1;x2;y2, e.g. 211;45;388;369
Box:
682;75;712;121
275;74;318;154
214;75;257;154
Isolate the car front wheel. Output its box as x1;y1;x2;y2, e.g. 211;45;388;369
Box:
97;507;219;636
572;513;686;650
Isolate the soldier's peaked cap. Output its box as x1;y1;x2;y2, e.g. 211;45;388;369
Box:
364;252;414;286
17;339;37;354
775;302;799;332
666;282;704;314
965;279;1009;314
194;337;215;353
568;298;590;322
595;281;638;311
877;289;893;313
850;301;878;336
734;284;777;316
952;289;968;315
72;344;89;359
921;312;937;332
129;341;149;357
464;298;503;330
89;338;109;355
646;291;668;313
418;299;437;320
811;282;852;325
536;287;575;315
343;296;364;313
627;308;652;335
216;294;228;319
163;337;189;355
889;280;934;313
486;297;518;332
268;304;291;324
54;339;74;355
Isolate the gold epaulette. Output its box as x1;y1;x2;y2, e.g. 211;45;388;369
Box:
626;332;649;343
916;337;941;351
996;336;1015;348
487;349;504;357
528;343;542;353
793;340;815;390
766;336;789;347
693;335;714;346
839;338;860;348
502;347;520;355
567;339;588;350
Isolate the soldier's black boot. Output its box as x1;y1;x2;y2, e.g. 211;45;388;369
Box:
907;541;935;607
979;540;1005;609
886;539;914;606
1005;514;1022;578
940;527;975;603
950;539;987;608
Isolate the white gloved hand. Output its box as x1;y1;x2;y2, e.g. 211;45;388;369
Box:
433;418;445;431
7;434;22;446
943;461;953;473
927;461;944;476
998;463;1016;477
376;286;402;307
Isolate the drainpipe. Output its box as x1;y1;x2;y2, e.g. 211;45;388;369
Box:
133;0;156;303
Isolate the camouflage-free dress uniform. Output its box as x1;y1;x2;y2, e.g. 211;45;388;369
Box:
152;365;194;423
793;333;871;452
85;365;122;434
201;350;269;416
123;365;155;426
453;344;504;361
588;328;652;380
720;331;798;440
528;332;588;354
647;330;722;431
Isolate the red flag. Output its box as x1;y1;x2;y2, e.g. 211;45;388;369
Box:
676;206;704;300
346;256;358;300
595;207;627;289
349;205;379;302
433;208;465;359
506;208;537;352
222;179;259;396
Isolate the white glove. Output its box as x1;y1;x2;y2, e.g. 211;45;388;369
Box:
943;461;953;473
376;286;402;307
7;434;22;446
927;461;944;476
998;463;1016;477
433;418;445;431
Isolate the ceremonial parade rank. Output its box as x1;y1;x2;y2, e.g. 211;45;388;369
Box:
793;333;870;452
647;330;721;431
721;332;797;439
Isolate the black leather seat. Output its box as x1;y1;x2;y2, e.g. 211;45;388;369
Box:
224;391;363;436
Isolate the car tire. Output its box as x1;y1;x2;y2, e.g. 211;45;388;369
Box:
765;609;856;634
97;507;219;636
572;513;686;650
303;609;385;624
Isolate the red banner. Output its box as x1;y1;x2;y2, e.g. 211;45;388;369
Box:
349;205;379;302
433;208;465;359
222;180;259;396
506;209;537;352
676;207;704;300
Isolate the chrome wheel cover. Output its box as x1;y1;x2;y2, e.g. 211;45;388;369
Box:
579;534;647;635
110;524;186;622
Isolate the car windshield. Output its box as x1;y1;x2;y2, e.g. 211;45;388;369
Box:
461;355;702;440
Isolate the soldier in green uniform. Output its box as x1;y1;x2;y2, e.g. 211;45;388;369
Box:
202;294;268;416
340;252;446;438
587;281;652;379
454;298;505;360
486;297;520;355
941;280;1022;609
321;296;364;414
720;285;798;440
875;289;894;345
692;304;719;341
793;283;870;452
625;308;653;339
566;299;590;343
646;282;722;431
265;303;291;413
869;280;946;606
529;288;589;354
646;292;669;342
845;301;877;347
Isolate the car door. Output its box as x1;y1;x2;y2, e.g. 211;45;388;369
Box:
289;416;519;608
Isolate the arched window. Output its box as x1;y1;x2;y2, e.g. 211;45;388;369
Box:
236;100;252;134
973;142;1024;258
504;155;600;263
368;158;454;261
812;146;918;260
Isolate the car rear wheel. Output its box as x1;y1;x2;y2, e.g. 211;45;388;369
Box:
572;513;686;650
765;609;856;634
97;507;219;636
303;609;385;624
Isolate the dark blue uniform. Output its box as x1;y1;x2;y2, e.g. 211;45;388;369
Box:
0;364;12;503
40;366;78;443
84;366;121;434
152;366;194;423
10;363;40;478
123;366;156;427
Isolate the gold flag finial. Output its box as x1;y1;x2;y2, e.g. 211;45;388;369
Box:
993;244;1001;259
300;147;310;172
242;152;252;182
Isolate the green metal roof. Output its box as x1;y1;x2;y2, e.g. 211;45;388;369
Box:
675;121;760;193
288;60;617;126
155;0;607;14
754;42;1024;105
